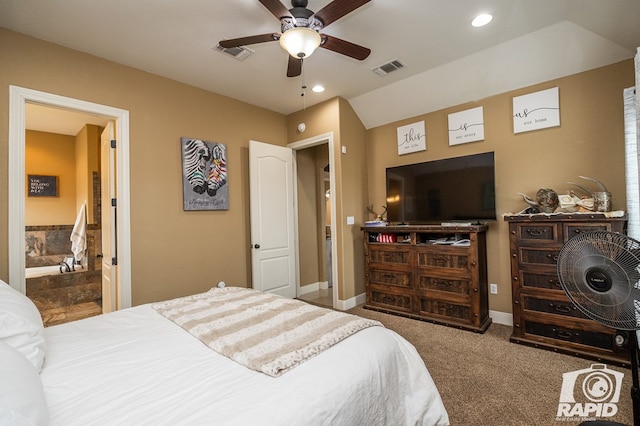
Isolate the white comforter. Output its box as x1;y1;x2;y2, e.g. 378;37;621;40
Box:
40;302;449;426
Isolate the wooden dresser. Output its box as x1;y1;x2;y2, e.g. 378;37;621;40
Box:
362;225;491;333
504;213;629;365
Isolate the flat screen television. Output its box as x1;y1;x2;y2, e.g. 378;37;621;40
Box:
385;152;496;224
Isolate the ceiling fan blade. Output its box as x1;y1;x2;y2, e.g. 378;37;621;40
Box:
313;0;371;27
287;56;302;77
219;33;280;49
258;0;293;20
320;34;370;60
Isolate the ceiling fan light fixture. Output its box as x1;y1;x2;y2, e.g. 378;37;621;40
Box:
279;27;321;58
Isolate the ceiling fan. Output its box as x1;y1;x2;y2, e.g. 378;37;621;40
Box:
219;0;371;77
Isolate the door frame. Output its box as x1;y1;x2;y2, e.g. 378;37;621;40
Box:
8;85;132;309
289;132;338;308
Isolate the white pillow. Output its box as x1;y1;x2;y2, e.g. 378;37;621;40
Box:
0;340;49;425
0;281;46;372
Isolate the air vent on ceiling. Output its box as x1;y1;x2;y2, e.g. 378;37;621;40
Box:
214;43;253;61
371;59;406;76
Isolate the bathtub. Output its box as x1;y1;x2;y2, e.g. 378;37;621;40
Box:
25;265;64;279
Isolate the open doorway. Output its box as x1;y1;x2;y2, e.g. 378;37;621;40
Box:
24;104;108;325
289;133;337;309
8;86;132;317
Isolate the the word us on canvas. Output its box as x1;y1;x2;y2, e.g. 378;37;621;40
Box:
513;87;560;134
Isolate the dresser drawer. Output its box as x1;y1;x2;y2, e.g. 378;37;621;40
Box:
368;246;412;267
417;275;470;295
368;289;412;312
417;298;471;323
519;247;559;266
519;271;564;291
563;223;611;242
368;269;411;288
416;247;469;270
523;320;616;352
513;223;560;243
522;295;586;319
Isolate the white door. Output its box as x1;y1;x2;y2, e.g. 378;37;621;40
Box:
101;123;117;312
249;140;296;298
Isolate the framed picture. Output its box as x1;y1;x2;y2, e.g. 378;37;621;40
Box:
397;121;426;155
513;87;560;134
28;175;58;197
181;138;229;211
448;106;485;145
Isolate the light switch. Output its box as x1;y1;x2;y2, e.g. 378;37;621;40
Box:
341;146;347;154
346;216;355;225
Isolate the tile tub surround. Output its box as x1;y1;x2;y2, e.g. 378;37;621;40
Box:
25;224;100;269
25;224;102;311
27;269;102;310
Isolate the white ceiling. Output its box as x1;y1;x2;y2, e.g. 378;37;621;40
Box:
2;0;639;132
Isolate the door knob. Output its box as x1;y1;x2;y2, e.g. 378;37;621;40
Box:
253;244;260;249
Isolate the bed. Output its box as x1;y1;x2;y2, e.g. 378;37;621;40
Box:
0;281;449;426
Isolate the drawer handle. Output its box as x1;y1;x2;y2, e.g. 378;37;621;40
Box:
382;273;397;280
547;254;559;262
550;303;572;314
433;256;449;262
526;229;546;236
548;278;562;288
554;329;575;340
434;279;453;287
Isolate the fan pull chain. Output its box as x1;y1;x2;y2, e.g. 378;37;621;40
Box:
300;59;306;110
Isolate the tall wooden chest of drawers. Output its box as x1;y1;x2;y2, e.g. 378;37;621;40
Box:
362;225;491;333
504;213;629;365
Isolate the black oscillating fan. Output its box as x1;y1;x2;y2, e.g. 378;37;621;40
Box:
557;231;640;426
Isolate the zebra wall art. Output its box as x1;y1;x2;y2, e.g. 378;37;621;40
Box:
181;138;229;211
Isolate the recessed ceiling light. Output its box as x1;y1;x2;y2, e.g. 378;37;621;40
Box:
312;85;325;93
471;13;493;27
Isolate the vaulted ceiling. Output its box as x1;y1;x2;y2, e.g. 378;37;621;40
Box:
2;0;639;130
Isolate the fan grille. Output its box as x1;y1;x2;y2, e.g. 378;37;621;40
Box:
557;231;640;330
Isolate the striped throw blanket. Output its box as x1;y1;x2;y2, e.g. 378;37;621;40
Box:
152;287;382;377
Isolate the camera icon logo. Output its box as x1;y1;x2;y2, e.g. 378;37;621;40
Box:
557;364;624;419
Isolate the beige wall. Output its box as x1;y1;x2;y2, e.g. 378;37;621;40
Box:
2;28;634;313
365;59;634;314
287;97;368;301
25;125;101;226
25;130;77;225
1;29;287;304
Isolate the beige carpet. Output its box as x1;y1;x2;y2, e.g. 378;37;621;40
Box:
348;306;634;426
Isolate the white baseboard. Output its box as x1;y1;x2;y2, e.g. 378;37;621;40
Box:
335;292;366;311
298;282;320;295
298;281;330;295
489;310;513;326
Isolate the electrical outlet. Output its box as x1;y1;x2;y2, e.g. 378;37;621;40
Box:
490;283;498;294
